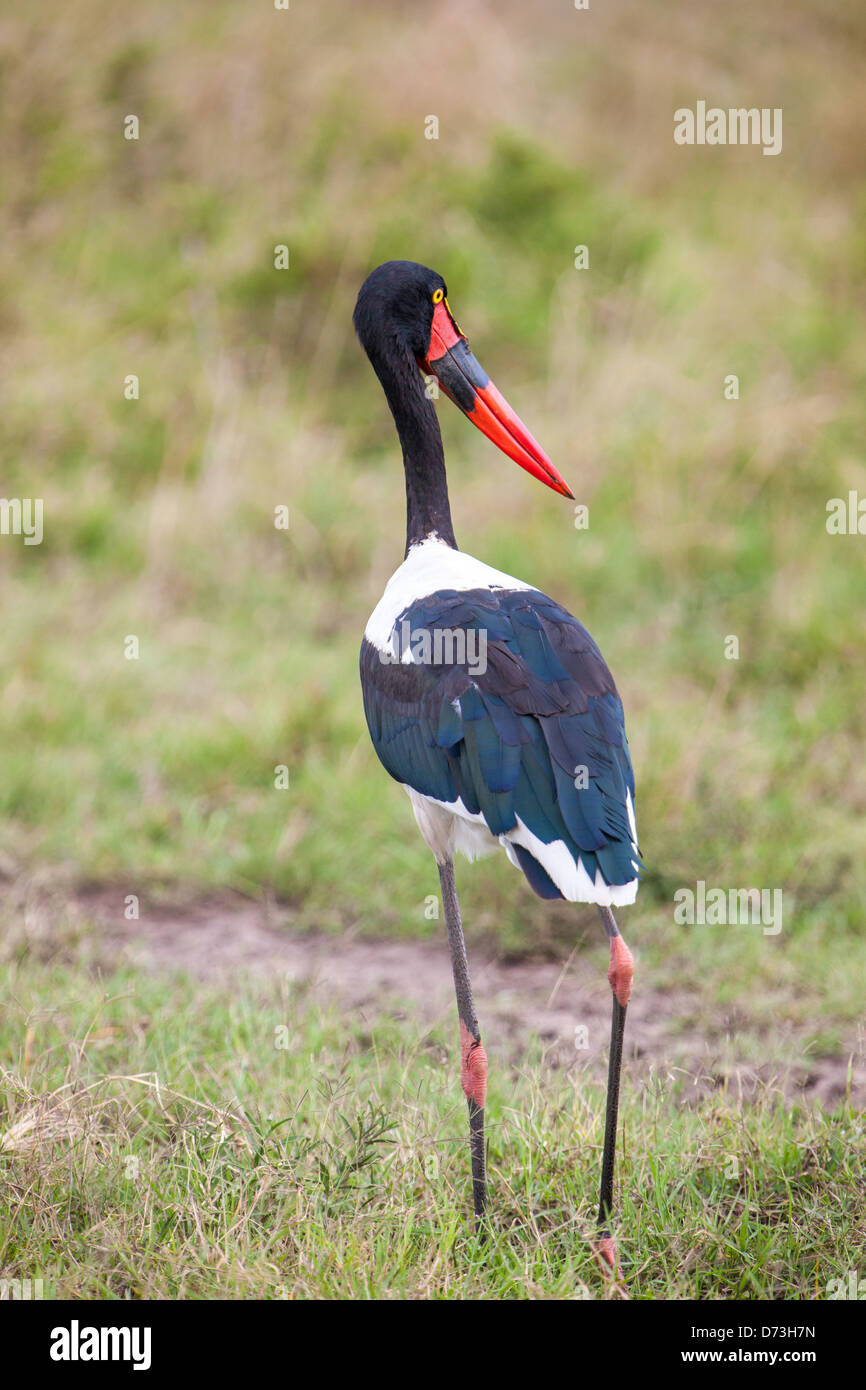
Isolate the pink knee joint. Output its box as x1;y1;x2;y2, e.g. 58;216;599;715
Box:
607;935;634;1008
459;1020;488;1108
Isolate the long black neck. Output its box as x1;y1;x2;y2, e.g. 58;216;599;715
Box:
369;341;457;555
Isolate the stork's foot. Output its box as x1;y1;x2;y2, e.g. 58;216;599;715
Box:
594;1234;619;1275
607;934;634;1008
593;1235;628;1294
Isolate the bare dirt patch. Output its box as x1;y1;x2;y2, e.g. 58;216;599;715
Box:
73;888;863;1108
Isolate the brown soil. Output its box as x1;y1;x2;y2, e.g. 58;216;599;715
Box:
73;888;863;1109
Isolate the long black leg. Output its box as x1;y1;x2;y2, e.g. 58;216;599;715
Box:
438;857;487;1228
595;905;633;1271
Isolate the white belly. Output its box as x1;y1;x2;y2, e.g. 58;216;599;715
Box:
406;787;639;907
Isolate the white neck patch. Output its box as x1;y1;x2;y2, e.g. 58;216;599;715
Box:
364;534;532;653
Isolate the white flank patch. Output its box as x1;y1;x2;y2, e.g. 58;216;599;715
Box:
406;788;639;907
364;534;531;655
625;788;637;844
507;815;638;907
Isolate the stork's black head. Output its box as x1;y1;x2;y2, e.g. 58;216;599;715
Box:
353;260;573;499
353;260;446;362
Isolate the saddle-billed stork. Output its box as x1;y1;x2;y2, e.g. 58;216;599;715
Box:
354;261;640;1271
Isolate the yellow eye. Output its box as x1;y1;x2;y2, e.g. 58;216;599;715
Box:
432;288;444;303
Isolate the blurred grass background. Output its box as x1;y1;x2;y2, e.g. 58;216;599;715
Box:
0;0;865;1006
2;0;866;1301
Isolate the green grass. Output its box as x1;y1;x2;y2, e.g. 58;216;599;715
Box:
1;0;865;1299
1;950;862;1300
